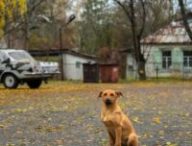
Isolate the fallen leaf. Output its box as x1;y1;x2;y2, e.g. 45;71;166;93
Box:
166;141;178;146
132;117;142;124
0;124;4;128
152;117;161;124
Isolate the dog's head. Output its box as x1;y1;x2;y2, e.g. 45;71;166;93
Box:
98;89;123;106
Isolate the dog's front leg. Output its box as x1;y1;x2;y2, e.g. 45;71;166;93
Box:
115;127;122;146
107;131;115;146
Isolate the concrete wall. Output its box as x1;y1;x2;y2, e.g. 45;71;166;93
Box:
125;53;138;79
144;45;192;78
126;45;192;79
62;53;95;80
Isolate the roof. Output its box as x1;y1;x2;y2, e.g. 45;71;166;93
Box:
62;49;97;60
29;49;97;60
0;49;27;53
141;21;192;45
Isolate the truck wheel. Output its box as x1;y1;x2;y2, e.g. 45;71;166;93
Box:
3;74;19;89
27;79;42;89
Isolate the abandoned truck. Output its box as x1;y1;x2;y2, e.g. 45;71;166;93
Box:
0;49;59;89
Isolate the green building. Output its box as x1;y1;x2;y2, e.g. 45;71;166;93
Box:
126;21;192;79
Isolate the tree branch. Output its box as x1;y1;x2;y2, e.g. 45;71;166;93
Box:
178;0;192;41
114;0;132;21
2;0;46;37
137;0;146;40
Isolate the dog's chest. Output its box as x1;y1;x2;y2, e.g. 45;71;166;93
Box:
101;112;117;127
102;117;113;126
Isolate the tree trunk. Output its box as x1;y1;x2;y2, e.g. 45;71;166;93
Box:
136;35;146;80
114;0;147;80
137;56;146;80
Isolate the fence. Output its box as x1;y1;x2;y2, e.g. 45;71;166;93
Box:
126;62;192;80
54;62;192;81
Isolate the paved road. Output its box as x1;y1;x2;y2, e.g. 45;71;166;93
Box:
0;82;191;146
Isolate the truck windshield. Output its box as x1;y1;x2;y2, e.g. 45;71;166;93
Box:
8;51;35;62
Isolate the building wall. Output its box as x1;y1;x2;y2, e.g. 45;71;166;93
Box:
62;53;95;80
126;45;192;79
126;54;138;79
144;45;192;78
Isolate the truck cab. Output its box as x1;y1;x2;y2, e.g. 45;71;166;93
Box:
0;49;59;89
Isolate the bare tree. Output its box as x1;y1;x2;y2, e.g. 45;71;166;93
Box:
114;0;147;80
0;0;47;49
178;0;192;41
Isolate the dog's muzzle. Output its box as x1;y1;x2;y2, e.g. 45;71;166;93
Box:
105;99;112;106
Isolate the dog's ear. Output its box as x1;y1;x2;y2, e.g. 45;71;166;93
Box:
98;91;103;98
116;91;123;97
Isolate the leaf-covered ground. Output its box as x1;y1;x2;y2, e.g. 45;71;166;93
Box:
0;81;191;146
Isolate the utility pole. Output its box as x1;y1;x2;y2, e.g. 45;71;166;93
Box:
59;14;76;80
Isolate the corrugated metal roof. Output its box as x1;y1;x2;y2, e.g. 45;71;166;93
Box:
141;21;192;44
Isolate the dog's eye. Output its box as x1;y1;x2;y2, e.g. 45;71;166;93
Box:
103;93;107;96
110;93;114;96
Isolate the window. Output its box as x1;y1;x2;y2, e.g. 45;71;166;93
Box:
183;51;192;67
8;51;35;62
76;61;81;68
162;51;171;69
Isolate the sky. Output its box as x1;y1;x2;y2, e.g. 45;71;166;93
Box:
66;0;192;19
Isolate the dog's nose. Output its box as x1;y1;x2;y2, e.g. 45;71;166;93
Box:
105;99;112;106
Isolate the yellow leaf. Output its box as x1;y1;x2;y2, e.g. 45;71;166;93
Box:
184;113;190;117
0;124;4;128
166;142;178;146
132;117;142;124
159;130;164;136
152;117;161;124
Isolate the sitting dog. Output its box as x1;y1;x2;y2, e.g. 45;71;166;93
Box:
98;89;138;146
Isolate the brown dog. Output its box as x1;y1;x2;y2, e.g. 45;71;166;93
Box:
98;89;138;146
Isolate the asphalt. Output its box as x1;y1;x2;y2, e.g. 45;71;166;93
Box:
0;82;191;146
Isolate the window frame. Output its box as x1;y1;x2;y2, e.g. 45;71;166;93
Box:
75;61;81;69
162;50;172;70
183;51;192;68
